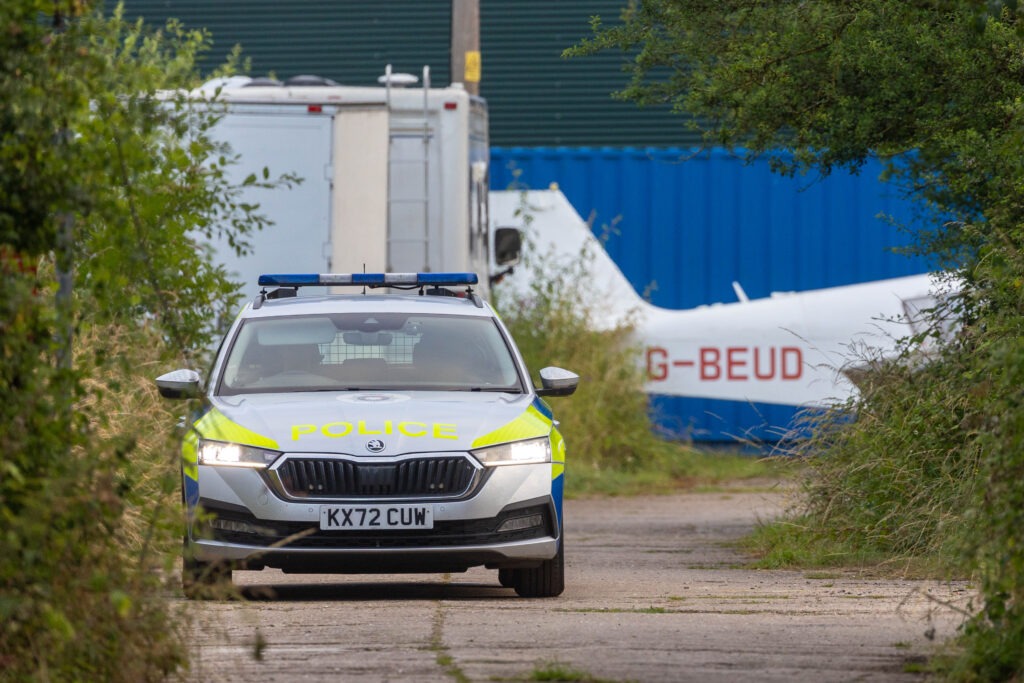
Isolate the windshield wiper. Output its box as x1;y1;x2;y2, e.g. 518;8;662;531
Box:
305;387;370;392
305;386;523;393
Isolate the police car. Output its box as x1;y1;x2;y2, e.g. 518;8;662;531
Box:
155;272;577;597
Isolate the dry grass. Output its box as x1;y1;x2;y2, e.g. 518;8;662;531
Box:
0;317;192;683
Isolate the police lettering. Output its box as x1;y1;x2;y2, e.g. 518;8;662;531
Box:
292;420;459;441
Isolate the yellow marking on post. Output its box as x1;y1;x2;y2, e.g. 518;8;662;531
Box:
464;51;481;83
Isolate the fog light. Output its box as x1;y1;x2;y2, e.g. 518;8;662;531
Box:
497;514;543;533
210;518;275;536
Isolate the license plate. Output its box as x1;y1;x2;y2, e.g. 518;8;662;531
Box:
319;504;434;530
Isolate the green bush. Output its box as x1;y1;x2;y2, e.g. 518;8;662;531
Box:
787;349;981;565
757;247;1024;677
494;215;691;478
492;199;784;496
0;3;279;678
0;267;186;682
950;249;1024;681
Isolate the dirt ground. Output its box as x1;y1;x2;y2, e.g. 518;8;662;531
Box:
184;487;973;682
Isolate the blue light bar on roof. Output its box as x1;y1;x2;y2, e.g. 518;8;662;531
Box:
257;272;478;288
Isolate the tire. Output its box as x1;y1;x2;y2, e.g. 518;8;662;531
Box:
498;568;516;588
512;530;564;598
182;544;233;599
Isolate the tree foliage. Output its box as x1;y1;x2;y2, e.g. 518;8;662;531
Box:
0;2;281;679
569;1;1024;677
567;1;1024;249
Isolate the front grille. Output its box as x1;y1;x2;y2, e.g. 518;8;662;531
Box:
276;456;478;498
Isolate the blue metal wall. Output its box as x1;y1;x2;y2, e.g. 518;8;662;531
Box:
490;147;933;442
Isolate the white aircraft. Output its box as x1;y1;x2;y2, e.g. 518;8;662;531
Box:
490;188;943;409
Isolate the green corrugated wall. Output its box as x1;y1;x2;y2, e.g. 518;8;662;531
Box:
124;0;698;146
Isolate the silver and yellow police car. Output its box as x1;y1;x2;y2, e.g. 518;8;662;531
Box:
156;272;577;597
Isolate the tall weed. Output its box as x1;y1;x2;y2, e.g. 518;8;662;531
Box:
789;350;981;565
756;250;1024;676
949;246;1024;680
493;219;679;475
0;267;188;682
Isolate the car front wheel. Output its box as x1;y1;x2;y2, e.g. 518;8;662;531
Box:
182;547;233;599
498;568;516;588
511;530;564;598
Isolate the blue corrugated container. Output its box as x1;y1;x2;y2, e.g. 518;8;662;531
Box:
491;147;933;442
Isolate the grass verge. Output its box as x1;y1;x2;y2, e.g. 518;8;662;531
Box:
740;515;958;580
565;446;789;498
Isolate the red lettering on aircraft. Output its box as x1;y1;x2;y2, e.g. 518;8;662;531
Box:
646;346;804;382
646;347;668;381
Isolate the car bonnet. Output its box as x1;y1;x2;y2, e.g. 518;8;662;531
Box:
193;391;555;456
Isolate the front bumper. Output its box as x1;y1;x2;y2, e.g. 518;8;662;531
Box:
194;536;558;574
187;457;561;573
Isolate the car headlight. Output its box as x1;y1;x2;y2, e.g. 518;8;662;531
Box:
197;439;281;468
471;436;551;466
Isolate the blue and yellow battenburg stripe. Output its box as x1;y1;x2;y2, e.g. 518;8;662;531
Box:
193;408;280;450
470;397;566;524
180;407;280;507
470;398;564;476
532;398;566;526
471;401;551;447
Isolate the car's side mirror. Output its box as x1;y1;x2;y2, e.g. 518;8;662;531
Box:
493;227;522;266
155;369;203;400
536;366;579;397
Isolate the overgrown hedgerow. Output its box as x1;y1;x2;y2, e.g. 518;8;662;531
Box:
949;243;1024;681
1;2;275;679
793;343;982;565
751;241;1024;678
0;267;188;682
564;0;1024;674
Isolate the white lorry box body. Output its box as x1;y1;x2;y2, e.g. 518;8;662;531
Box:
191;73;491;296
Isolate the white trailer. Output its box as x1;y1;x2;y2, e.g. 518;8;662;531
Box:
189;67;515;296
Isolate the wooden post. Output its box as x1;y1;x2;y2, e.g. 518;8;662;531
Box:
450;0;480;95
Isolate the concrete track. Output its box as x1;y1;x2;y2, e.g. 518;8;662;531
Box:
186;488;971;682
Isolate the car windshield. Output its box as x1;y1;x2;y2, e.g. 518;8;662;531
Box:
217;312;524;395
